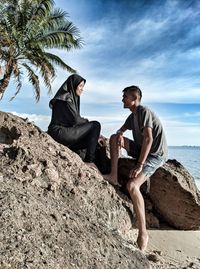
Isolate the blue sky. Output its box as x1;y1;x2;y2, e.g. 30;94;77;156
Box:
1;0;200;146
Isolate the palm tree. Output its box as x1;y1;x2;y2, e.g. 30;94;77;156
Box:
0;0;82;101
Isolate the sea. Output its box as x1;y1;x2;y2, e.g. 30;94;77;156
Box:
168;146;200;190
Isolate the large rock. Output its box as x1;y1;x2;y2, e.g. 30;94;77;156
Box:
0;111;150;269
118;157;200;230
150;160;200;230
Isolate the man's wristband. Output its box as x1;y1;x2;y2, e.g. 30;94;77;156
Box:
137;161;144;166
116;130;123;135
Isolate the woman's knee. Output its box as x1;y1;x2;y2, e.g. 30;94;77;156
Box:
90;120;101;131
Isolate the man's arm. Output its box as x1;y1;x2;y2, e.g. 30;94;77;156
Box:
116;125;127;135
116;125;127;148
130;127;153;178
138;127;153;165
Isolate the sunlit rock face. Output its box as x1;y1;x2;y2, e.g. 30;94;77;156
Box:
0;111;150;269
118;157;200;230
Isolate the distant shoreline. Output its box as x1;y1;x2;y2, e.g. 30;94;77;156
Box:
168;145;200;148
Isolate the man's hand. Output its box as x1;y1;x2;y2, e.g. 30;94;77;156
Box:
129;163;143;178
116;133;124;149
98;135;106;147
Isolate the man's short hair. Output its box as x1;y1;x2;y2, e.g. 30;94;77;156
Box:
123;85;142;100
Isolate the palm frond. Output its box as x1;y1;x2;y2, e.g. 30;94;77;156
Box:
9;61;22;100
36;59;55;93
44;52;76;73
35;0;54;15
23;63;40;102
0;0;83;100
50;8;68;22
35;31;82;50
23;0;54;34
24;49;55;74
35;8;68;33
23;50;56;94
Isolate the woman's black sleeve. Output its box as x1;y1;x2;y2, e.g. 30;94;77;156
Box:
65;100;88;125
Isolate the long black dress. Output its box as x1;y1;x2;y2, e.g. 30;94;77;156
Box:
48;74;101;162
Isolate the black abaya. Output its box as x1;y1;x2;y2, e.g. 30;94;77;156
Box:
48;74;101;162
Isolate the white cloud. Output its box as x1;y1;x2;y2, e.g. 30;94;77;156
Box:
2;0;200;147
11;112;50;131
184;111;200;117
162;119;200;146
124;18;168;45
9;111;199;146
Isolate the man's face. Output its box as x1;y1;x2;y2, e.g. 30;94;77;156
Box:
122;91;137;108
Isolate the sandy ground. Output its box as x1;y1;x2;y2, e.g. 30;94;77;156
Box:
146;230;200;268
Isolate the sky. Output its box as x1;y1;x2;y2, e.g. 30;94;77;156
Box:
1;0;200;146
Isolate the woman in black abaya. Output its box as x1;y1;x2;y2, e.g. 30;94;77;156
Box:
48;74;102;165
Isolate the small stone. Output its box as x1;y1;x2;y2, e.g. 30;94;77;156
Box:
147;253;160;262
33;178;48;188
153;250;162;255
78;172;83;178
188;262;194;267
70;188;75;195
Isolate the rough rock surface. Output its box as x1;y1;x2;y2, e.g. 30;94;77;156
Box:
0;111;150;269
118;158;200;230
150;160;200;230
1;111;200;269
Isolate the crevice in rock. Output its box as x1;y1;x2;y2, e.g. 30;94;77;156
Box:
0;126;21;144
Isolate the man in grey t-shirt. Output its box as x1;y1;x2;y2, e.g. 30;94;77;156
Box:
104;85;167;251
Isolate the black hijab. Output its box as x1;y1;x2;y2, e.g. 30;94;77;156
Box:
49;74;86;112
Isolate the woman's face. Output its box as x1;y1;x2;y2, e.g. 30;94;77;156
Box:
75;80;85;96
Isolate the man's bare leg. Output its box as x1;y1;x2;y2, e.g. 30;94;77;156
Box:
127;173;149;251
104;135;130;185
103;134;120;185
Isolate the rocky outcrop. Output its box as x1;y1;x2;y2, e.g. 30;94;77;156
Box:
118;157;200;230
150;160;200;230
0;111;150;269
1;111;200;269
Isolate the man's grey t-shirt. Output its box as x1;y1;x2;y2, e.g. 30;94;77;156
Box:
123;105;168;158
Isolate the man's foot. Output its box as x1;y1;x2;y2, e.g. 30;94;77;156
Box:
137;232;149;252
85;162;102;174
85;162;98;169
103;174;119;186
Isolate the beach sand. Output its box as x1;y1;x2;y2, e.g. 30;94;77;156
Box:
146;230;200;268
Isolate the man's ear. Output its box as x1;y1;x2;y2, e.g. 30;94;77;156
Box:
132;95;137;101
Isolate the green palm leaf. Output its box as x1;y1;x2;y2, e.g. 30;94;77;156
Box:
44;52;76;73
0;0;83;100
23;63;40;102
